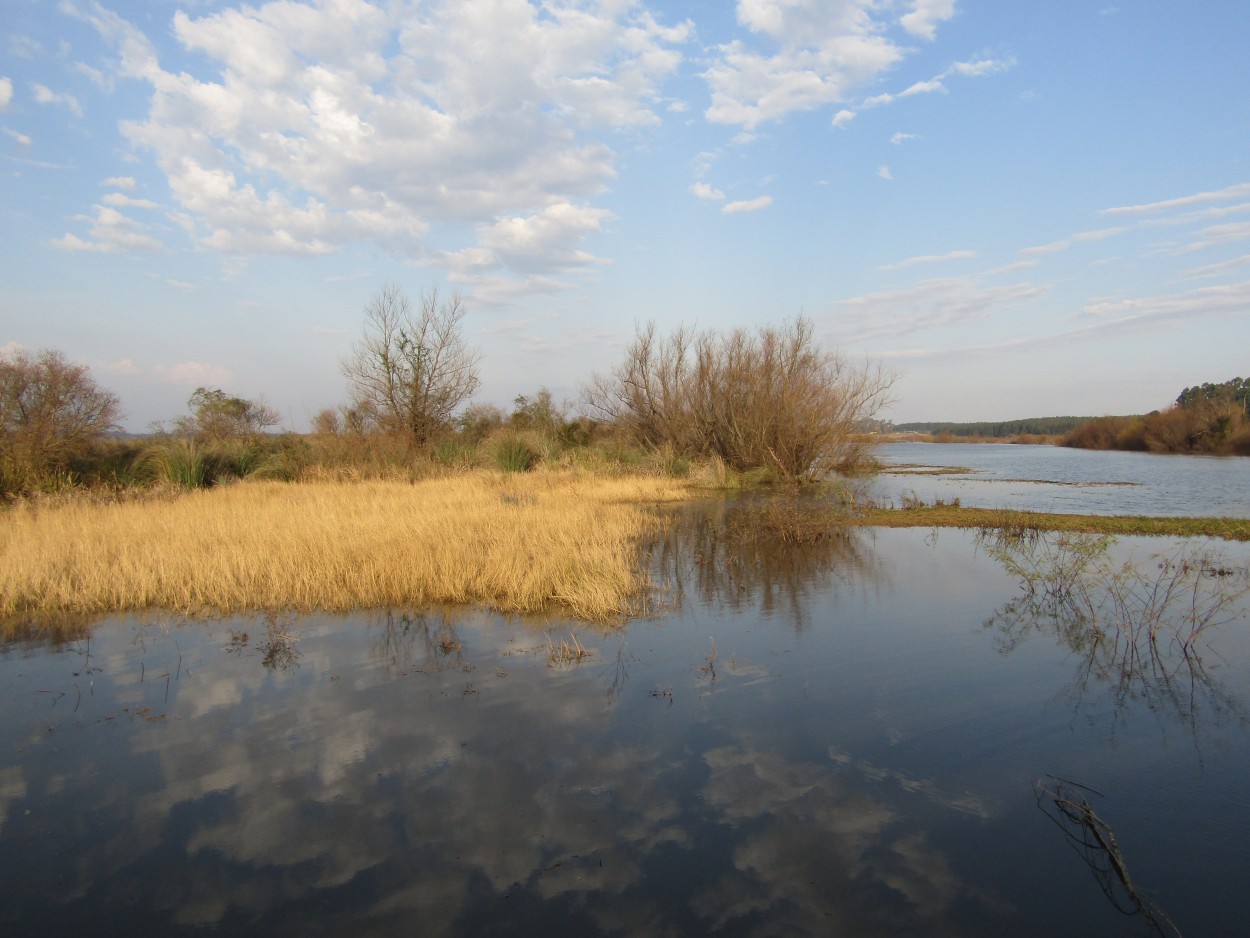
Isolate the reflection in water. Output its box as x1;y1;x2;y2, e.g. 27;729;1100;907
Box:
2;507;1249;935
645;495;887;628
979;530;1250;736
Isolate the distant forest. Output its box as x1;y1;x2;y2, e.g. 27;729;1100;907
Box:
890;416;1094;438
889;377;1249;455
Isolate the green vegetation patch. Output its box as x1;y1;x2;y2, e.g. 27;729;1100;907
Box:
848;505;1250;541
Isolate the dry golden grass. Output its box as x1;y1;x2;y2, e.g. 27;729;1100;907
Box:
0;470;694;622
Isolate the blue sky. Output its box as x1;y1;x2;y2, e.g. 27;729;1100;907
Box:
2;0;1248;431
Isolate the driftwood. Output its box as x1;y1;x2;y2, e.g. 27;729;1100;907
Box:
1035;776;1182;937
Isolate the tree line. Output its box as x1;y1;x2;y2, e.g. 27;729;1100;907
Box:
1063;375;1250;455
1;283;895;496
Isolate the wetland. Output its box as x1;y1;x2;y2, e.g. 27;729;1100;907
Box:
3;445;1250;936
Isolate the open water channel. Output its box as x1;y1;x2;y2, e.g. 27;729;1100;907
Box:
2;445;1249;936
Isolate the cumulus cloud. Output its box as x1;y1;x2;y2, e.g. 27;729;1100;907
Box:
831;108;855;128
102;176;136;189
723;195;773;214
702;0;905;130
899;0;957;40
62;0;692;301
0;77;12;110
890;132;918;145
877;165;893;180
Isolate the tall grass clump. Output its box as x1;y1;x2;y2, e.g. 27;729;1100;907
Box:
493;433;540;472
0;470;694;622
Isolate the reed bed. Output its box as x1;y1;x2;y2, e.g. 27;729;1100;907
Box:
0;471;694;622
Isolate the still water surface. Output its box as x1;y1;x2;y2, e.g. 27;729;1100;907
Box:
2;498;1250;936
872;442;1250;517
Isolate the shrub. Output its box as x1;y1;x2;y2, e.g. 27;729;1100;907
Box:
493;434;539;472
583;318;894;482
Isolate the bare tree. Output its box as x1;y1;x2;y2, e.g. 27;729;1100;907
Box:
584;318;895;481
342;283;482;447
0;348;122;488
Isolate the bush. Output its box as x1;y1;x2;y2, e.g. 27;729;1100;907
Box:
583;318;894;482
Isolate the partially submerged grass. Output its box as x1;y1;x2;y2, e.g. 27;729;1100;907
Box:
546;632;591;666
0;470;693;623
849;504;1250;541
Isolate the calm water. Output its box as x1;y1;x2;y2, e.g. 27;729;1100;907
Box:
3;500;1250;936
872;441;1250;517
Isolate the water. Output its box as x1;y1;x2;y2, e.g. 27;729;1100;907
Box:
872;441;1250;517
3;502;1250;936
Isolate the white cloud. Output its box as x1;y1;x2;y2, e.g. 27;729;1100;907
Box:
1071;226;1127;241
899;79;945;97
8;36;41;59
836;276;1049;343
102;192;159;209
155;361;235;386
49;204;166;253
1080;278;1250;326
102;176;136;190
722;195;773;214
899;0;957;40
3;127;32;147
1020;239;1070;256
101;358;139;375
692;182;726;202
1100;181;1250;217
878;250;976;271
877;165;893;180
31;83;84;117
831;108;855;128
64;0;692;300
1173;221;1250;254
0;77;12;110
1175;253;1250;281
703;0;904;130
890;132;918;145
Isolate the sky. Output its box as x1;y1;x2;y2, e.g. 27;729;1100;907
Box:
2;0;1249;432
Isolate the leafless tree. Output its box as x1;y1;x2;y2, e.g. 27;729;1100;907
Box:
584;318;895;482
0;348;122;488
342;283;482;447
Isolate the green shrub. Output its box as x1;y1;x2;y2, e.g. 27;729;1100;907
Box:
494;434;539;473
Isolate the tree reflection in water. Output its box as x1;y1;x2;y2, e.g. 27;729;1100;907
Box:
979;528;1250;734
643;494;887;629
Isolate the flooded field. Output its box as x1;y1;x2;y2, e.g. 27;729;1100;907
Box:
3;498;1250;936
